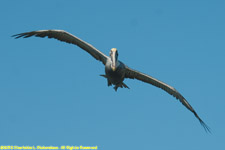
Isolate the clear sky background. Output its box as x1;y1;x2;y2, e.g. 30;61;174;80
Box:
0;0;224;149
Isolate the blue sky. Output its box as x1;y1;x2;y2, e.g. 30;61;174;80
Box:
1;0;225;149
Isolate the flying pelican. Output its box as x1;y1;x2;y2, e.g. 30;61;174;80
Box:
13;30;210;132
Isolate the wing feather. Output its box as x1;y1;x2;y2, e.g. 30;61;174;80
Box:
125;66;210;132
12;30;109;65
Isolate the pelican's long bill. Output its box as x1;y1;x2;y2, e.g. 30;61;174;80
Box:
110;48;118;71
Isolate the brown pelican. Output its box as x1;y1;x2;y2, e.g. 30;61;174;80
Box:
13;30;210;132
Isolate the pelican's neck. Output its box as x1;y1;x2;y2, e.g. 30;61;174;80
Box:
110;48;119;71
111;55;118;71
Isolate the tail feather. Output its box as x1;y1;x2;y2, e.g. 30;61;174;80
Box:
100;75;130;90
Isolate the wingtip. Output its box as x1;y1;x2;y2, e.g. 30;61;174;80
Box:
199;119;211;134
12;33;24;39
192;111;211;133
11;34;18;38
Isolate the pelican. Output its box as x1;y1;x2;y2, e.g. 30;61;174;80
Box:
13;30;210;132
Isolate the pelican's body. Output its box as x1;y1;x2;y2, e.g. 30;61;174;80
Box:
104;60;127;90
13;29;210;132
104;48;127;90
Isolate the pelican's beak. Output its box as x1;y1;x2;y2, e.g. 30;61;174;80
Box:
111;48;117;71
112;66;116;71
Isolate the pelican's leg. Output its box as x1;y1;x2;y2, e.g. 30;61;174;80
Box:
122;82;130;89
114;82;129;91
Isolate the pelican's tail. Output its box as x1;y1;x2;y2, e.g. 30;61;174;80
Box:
100;74;130;91
114;82;130;92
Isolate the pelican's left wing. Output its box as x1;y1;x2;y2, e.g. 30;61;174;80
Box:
125;66;210;132
12;30;109;65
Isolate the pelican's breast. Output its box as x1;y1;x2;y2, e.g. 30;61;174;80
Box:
105;61;125;84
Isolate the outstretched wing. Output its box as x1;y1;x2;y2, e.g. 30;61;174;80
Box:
125;66;210;132
12;30;109;65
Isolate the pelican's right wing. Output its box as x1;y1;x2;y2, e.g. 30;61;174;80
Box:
12;30;109;65
125;66;210;132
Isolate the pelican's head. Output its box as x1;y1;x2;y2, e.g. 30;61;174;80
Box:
110;48;118;71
